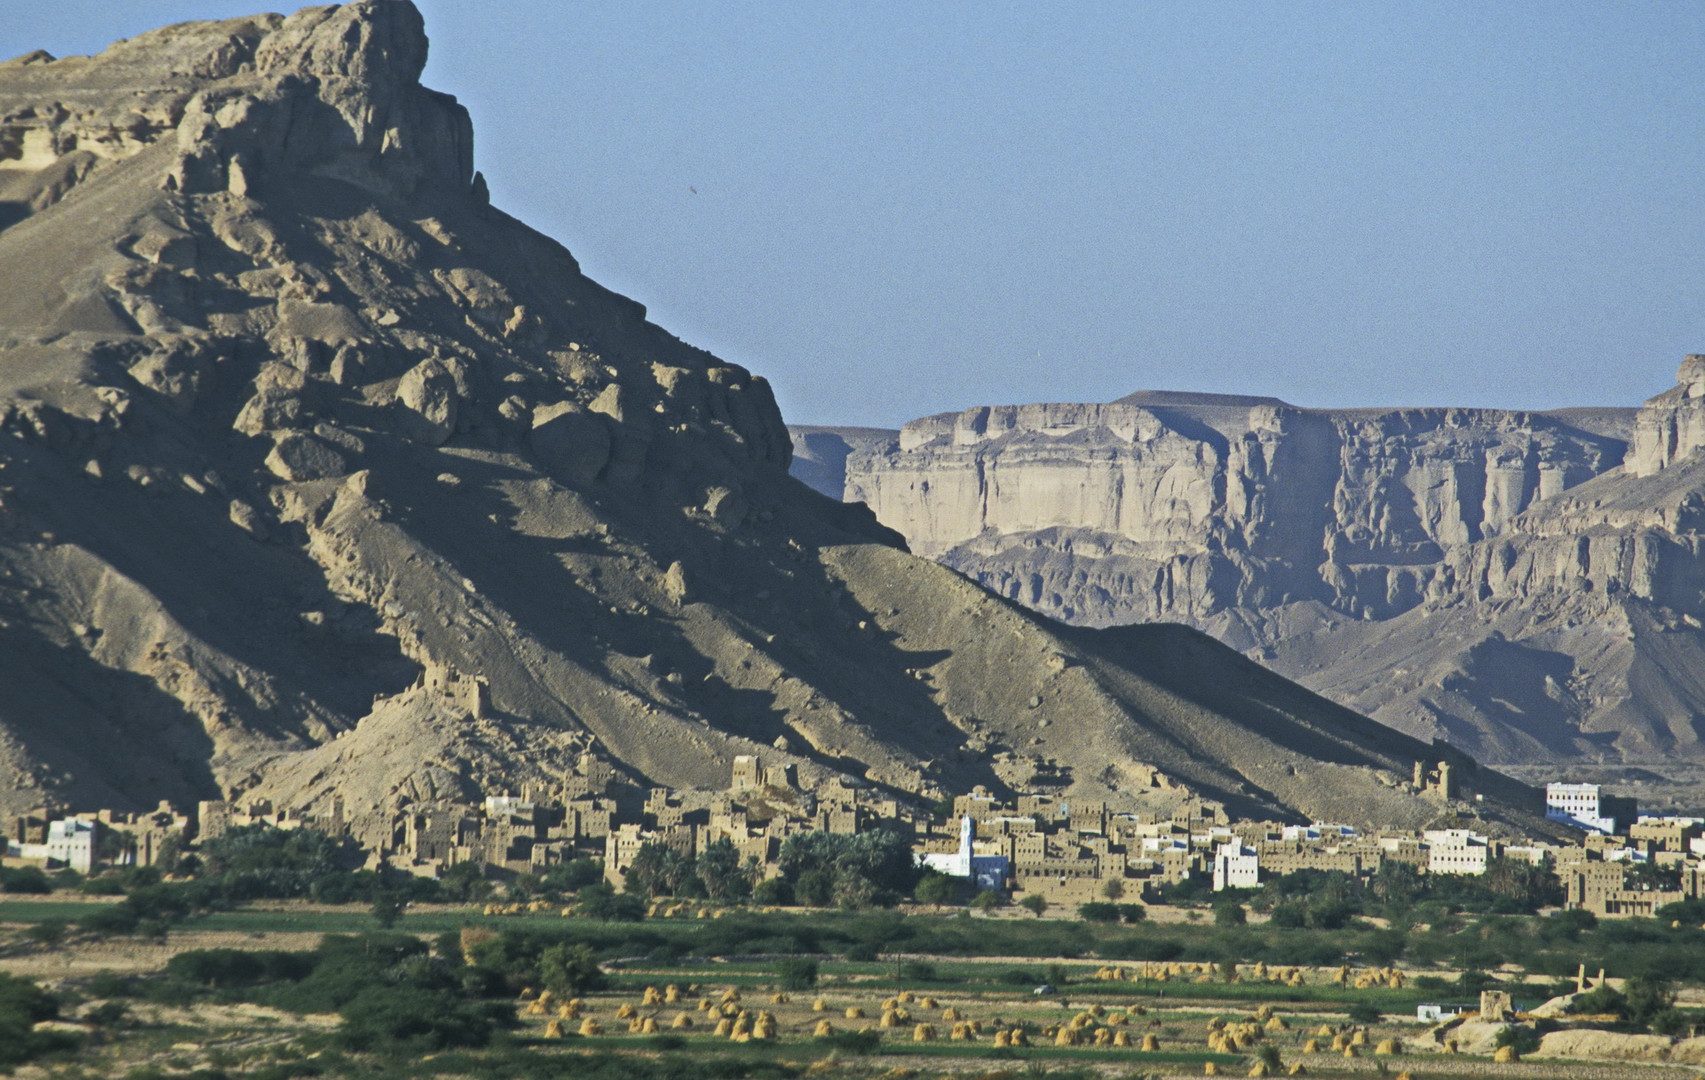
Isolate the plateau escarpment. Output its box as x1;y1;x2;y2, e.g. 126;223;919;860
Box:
803;380;1705;765
832;393;1631;628
0;2;1538;837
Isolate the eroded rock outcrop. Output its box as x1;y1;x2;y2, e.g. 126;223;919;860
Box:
1629;354;1705;477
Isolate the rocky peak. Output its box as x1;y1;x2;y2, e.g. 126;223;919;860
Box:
254;2;429;87
0;1;1552;835
1630;355;1705;477
175;1;472;201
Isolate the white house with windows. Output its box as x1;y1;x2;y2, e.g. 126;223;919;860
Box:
1546;783;1622;834
1423;829;1490;876
1211;841;1259;891
9;818;96;873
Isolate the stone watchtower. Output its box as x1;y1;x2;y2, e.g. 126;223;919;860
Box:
730;755;763;792
1479;990;1513;1022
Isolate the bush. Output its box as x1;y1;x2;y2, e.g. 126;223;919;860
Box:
538;942;608;997
1079;902;1119;923
1495;1025;1541;1055
843;942;879;962
0;865;51;894
78;904;142;936
574;883;645;921
0;972;79;1067
1098;937;1182;962
1457;969;1498;993
1212;901;1246;927
23;919;68;948
336;984;498;1050
777;957;819;990
901;960;938;982
915;870;958;907
440;861;496;903
84;1000;130;1027
1346;1001;1382;1025
817;1028;881;1054
753;877;794;906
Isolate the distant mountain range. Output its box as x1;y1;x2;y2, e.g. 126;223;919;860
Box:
794;371;1705;768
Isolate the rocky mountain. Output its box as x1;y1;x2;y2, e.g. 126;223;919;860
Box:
0;2;1554;841
802;375;1705;767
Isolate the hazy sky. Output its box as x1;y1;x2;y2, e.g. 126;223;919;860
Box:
4;2;1702;427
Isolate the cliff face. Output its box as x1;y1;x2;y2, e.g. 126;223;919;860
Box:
819;380;1705;765
0;2;1537;836
842;394;1631;627
1629;355;1705;477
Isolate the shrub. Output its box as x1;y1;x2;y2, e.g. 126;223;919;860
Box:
1212;901;1246;927
336;984;498;1050
166;949;315;990
23;919;68;948
0;972;79;1067
538;943;607;996
915;870;958;907
753;877;794;906
574;883;645;921
1346;1001;1382;1025
1494;1025;1540;1055
843;942;879;962
0;865;51;894
1098;937;1182;962
818;1028;881;1054
777;957;819;990
78;904;141;936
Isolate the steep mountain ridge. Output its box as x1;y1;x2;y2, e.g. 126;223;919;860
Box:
0;2;1543;837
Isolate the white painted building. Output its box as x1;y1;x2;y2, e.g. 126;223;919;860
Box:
1502;845;1551;866
1546;783;1618;835
917;816;1010;891
1212;841;1259;891
48;819;95;873
1140;836;1190;854
1282;823;1357;842
12;818;97;874
1423;829;1490;876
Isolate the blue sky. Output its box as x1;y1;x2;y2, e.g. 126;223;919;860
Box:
4;2;1701;427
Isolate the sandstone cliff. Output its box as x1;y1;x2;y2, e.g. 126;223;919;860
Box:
816;373;1705;765
0;3;1538;836
840;393;1632;628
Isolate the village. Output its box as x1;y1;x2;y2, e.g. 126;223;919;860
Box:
7;753;1705;922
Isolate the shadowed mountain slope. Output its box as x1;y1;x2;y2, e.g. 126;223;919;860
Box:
0;2;1548;837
